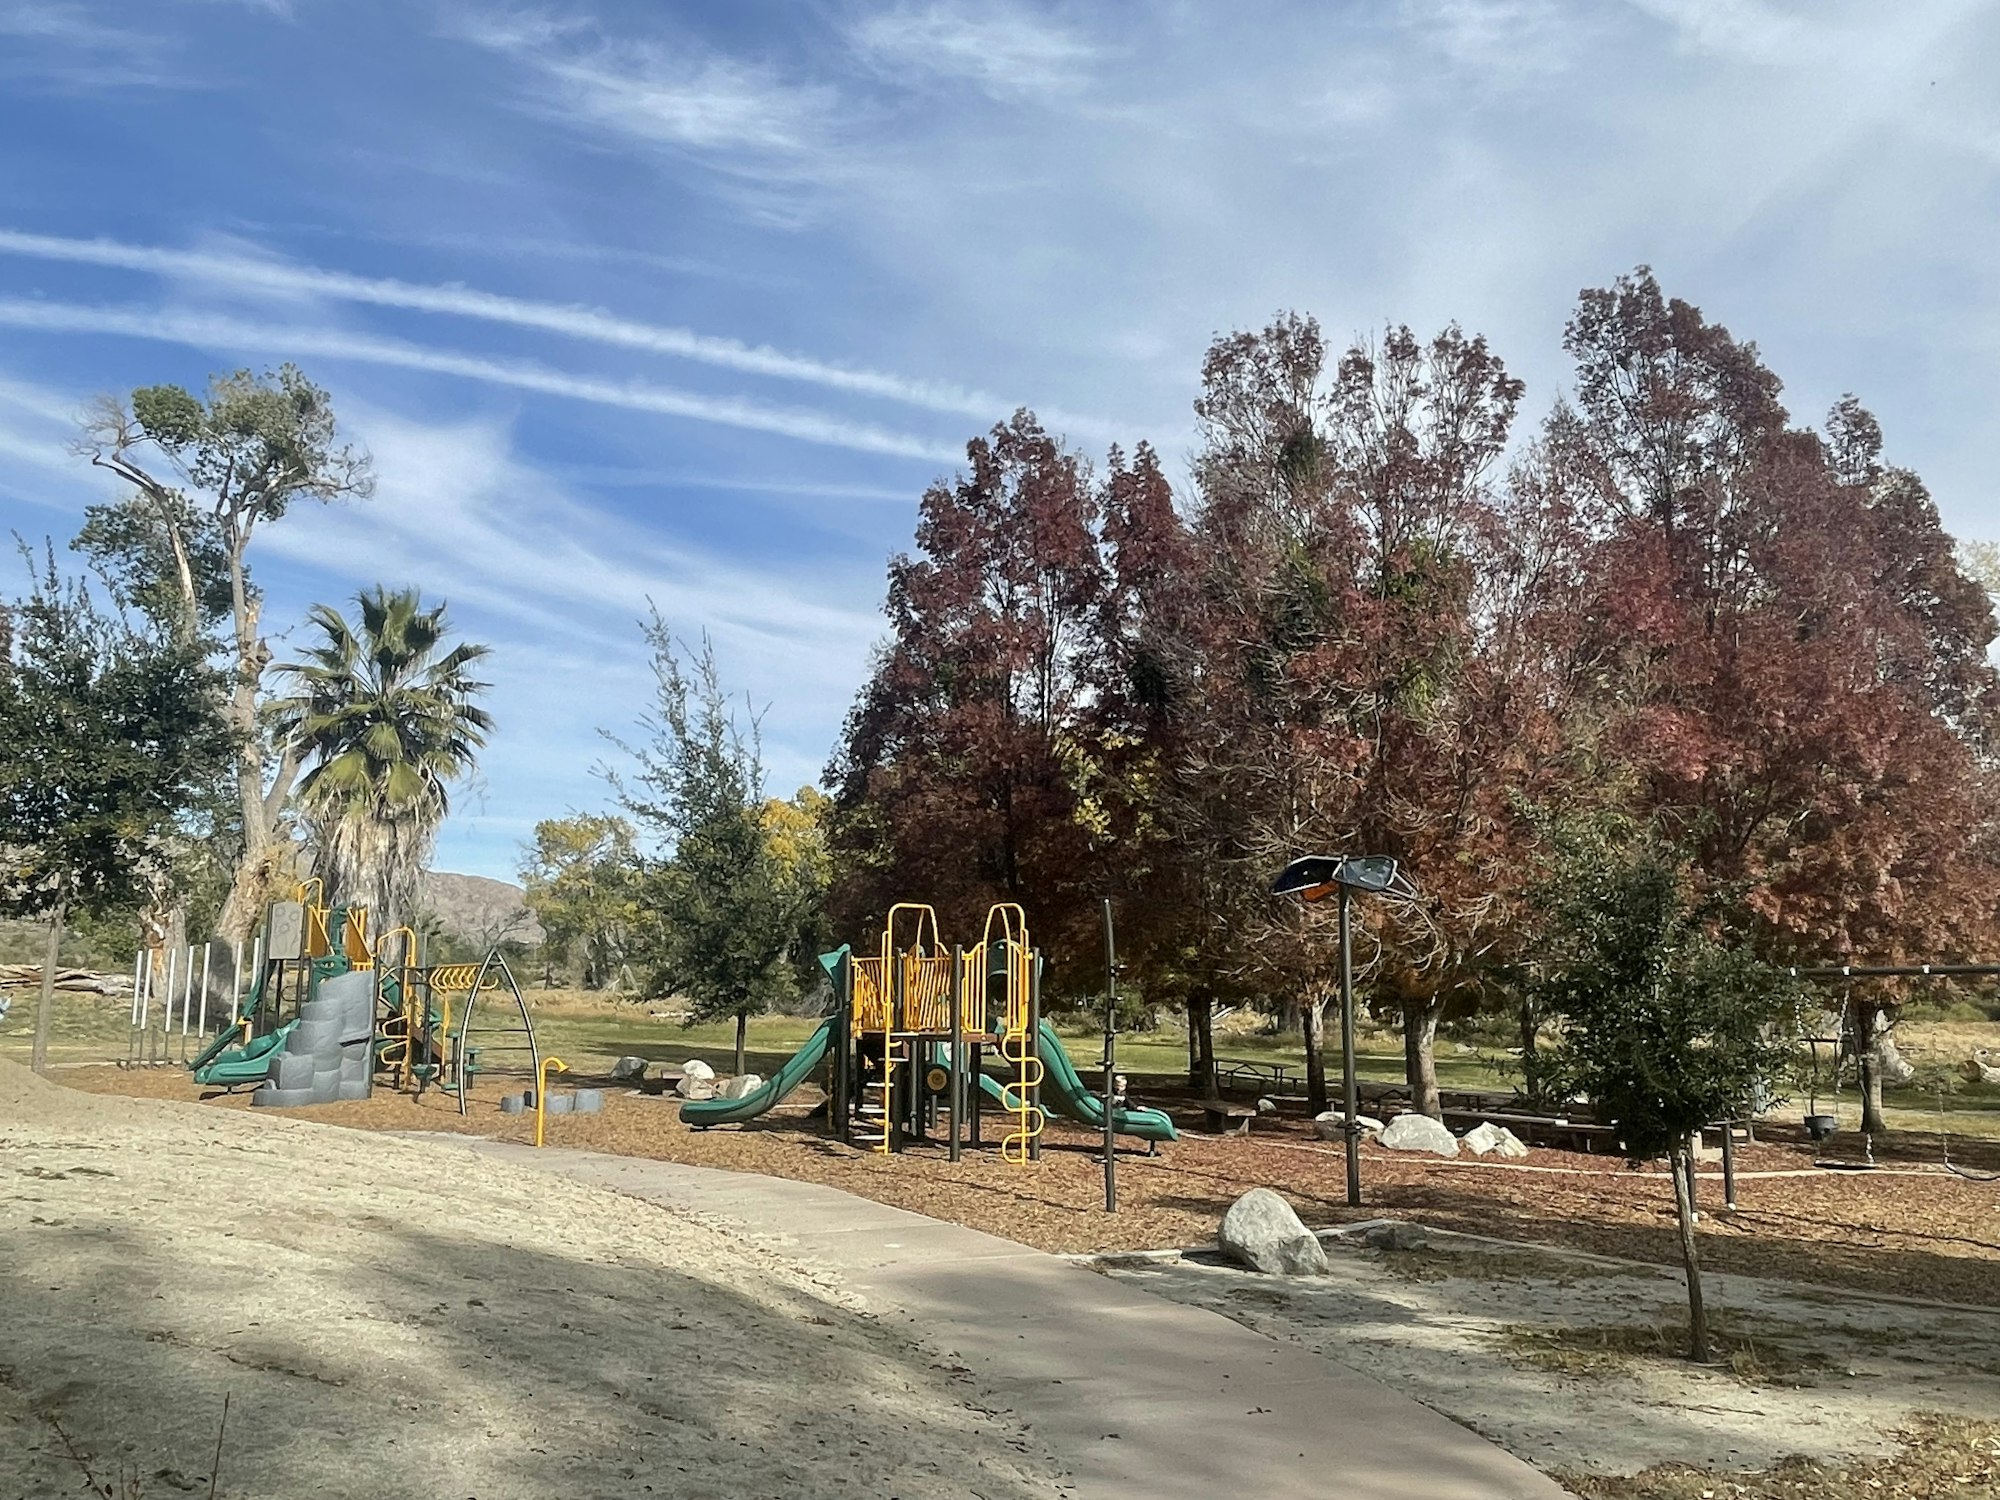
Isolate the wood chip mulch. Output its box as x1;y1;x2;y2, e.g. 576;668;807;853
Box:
62;1066;2000;1308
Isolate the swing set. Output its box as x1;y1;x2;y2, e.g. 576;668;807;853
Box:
1789;961;2000;1183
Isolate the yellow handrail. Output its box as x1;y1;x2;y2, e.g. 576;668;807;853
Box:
535;1056;569;1147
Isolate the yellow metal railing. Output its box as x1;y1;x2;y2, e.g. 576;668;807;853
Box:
427;963;501;993
985;905;1041;1164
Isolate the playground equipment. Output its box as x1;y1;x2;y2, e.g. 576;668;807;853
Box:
188;884;540;1112
679;902;1177;1156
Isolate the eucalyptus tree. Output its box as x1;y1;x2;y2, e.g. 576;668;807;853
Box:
74;366;374;939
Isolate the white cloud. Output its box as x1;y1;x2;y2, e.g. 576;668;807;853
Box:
451;10;840;196
0;1;179;89
0;229;1117;434
0;298;960;461
848;1;1101;100
1396;0;1579;79
1621;0;1803;62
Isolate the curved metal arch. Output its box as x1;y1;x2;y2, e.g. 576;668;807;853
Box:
454;950;543;1117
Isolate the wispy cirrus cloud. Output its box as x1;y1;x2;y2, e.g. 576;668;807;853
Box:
847;1;1102;100
0;297;959;462
0;1;180;90
450;10;840;190
0;229;1116;434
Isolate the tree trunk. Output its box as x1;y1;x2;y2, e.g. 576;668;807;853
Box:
1303;987;1329;1115
29;898;66;1075
1517;995;1543;1103
1404;999;1443;1119
1187;988;1217;1097
217;551;294;944
734;1010;748;1077
1669;1145;1710;1363
1854;1001;1887;1134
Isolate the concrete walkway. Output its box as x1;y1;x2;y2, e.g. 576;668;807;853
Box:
420;1138;1570;1500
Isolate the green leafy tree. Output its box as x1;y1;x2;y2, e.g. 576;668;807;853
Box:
1532;832;1802;1361
74;367;374;940
0;551;233;1072
271;586;492;940
520;814;640;988
610;617;815;1074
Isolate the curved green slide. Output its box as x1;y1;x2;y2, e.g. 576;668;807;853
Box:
1032;1022;1179;1143
679;1017;837;1127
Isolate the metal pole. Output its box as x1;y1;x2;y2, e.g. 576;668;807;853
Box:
1102;898;1119;1214
949;946;965;1164
1340;885;1361;1208
179;943;195;1060
158;946;177;1066
197;942;213;1037
1027;951;1043;1163
126;949;143;1065
231;942;244;1025
137;950;153;1064
1721;1122;1737;1210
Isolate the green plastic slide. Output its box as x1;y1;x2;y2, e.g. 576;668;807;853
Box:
1032;1021;1179;1143
192;1020;299;1088
679;1017;838;1128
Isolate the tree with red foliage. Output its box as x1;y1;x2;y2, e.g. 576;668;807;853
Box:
826;412;1112;976
1551;268;2000;1130
1174;315;1543;1115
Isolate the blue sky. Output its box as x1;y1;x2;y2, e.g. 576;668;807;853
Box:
1;0;1996;882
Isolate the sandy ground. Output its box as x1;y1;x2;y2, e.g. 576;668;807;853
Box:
0;1061;1067;1500
1110;1229;2000;1479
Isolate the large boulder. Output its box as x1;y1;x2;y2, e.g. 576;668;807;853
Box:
1314;1112;1385;1142
1255;1096;1279;1116
1964;1050;2000;1086
681;1058;716;1082
1377;1113;1460;1157
675;1075;718;1101
610;1056;649;1081
1462;1122;1529;1159
718;1073;765;1101
1219;1188;1328;1276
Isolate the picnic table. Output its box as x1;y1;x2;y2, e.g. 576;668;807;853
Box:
1218;1059;1297;1094
1439;1106;1617;1152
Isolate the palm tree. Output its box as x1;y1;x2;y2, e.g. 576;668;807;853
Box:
273;586;492;938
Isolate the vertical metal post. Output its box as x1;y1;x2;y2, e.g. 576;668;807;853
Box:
231;942;244;1025
890;945;905;1154
1340;885;1361;1208
137;950;153;1065
179;943;195;1060
949;945;965;1163
832;952;851;1144
1102;899;1119;1214
1721;1121;1737;1210
126;949;144;1065
1027;951;1043;1162
158;946;177;1066
196;942;213;1038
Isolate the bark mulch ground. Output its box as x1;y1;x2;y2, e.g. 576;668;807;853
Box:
65;1064;2000;1308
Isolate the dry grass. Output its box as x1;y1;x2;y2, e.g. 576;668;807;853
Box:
1499;1320;1828;1385
1558;1414;2000;1500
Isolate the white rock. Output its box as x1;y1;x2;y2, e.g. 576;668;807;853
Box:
718;1073;765;1101
610;1056;648;1081
1965;1050;2000;1086
1377;1112;1460;1157
1255;1096;1279;1115
675;1075;718;1100
1463;1122;1530;1159
1218;1188;1328;1275
681;1058;715;1081
1313;1111;1385;1142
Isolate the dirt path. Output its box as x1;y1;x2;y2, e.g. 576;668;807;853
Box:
0;1062;1066;1499
1110;1228;2000;1478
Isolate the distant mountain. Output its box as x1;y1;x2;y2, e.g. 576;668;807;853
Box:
418;872;544;950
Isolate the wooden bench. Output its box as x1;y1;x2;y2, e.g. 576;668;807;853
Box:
1201;1100;1258;1135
